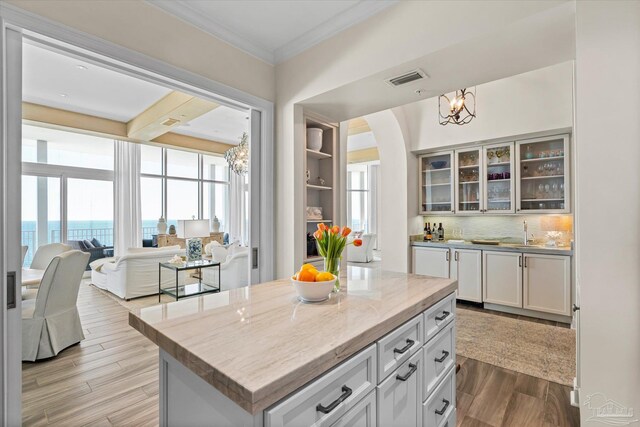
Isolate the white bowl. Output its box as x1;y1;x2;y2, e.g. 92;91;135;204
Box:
291;275;336;302
306;128;323;152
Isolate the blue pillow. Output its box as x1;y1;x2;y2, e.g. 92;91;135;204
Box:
91;238;102;248
83;239;95;249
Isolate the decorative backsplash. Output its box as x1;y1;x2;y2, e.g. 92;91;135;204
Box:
415;214;573;245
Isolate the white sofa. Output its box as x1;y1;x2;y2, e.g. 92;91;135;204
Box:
90;246;183;300
347;233;376;263
202;243;249;290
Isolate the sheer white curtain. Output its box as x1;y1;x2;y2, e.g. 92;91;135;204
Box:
114;140;142;256
229;172;248;245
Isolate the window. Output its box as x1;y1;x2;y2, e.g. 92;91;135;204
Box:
140;147;230;236
347;162;379;241
21;125;114;266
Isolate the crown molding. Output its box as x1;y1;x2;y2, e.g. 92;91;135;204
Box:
146;0;397;65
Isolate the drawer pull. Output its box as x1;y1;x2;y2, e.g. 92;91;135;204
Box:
316;385;352;414
435;398;450;416
434;350;450;363
393;338;415;354
396;363;418;382
435;311;450;321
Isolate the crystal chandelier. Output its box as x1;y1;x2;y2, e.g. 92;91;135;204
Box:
439;87;476;125
224;132;249;175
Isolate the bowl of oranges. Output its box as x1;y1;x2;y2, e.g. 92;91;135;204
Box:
291;263;337;303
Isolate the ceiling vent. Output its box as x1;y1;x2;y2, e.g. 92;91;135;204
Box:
385;69;428;87
161;118;181;127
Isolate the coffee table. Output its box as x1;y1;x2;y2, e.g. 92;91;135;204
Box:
158;259;221;302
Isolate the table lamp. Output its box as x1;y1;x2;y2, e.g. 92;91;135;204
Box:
177;219;210;261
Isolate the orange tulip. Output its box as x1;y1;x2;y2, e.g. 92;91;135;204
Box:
317;223;327;232
331;225;340;234
353;239;363;247
313;230;323;240
341;226;352;237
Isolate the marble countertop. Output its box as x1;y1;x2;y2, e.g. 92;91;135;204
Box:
129;267;457;414
411;240;573;255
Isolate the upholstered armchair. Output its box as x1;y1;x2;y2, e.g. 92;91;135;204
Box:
22;250;90;361
347;234;376;263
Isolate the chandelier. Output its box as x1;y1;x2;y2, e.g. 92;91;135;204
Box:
439;87;476;125
224;132;249;175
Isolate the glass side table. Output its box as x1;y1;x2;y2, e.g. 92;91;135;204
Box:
158;259;221;302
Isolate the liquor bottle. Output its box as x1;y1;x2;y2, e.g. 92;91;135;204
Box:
426;223;432;241
433;223;439;241
438;223;444;241
423;223;428;241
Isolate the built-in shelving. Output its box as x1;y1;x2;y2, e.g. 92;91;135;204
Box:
306;149;332;160
306;219;332;223
306;184;332;191
520;155;564;163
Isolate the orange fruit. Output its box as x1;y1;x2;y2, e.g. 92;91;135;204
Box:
300;263;318;272
315;272;334;282
296;269;317;282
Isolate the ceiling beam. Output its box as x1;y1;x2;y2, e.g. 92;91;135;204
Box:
347;147;379;163
348;117;371;136
126;91;219;141
22;102;234;154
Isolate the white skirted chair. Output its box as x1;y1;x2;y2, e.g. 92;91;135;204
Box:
29;243;72;270
347;233;377;263
22;250;90;361
203;242;249;290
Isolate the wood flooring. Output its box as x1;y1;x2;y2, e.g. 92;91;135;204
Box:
22;283;580;426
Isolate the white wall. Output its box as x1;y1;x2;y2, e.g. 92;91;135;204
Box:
402;61;574;151
4;0;276;102
574;1;640;422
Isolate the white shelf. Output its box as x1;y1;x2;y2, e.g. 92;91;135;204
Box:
487;199;511;203
423;182;451;187
307;184;332;191
459;181;479;185
521;175;564;181
486;161;511;167
306;149;332;160
520;155;564;163
487;178;511;182
307;219;332;223
521;198;565;202
422;202;451;205
423;168;451;172
458;165;479;169
459;201;480;204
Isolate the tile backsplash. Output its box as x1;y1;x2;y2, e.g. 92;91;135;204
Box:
416;214;573;244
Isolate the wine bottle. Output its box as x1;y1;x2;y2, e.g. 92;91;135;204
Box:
423;223;428;241
426;223;432;241
438;223;444;241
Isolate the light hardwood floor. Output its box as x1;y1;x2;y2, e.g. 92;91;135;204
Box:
22;283;580;426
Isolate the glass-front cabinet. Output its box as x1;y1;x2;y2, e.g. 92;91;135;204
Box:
455;147;483;213
516;135;570;213
483;142;515;214
420;151;454;214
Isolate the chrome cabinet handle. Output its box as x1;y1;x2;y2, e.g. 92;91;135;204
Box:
446;251;450;261
316;385;352;414
518;255;522;267
393;338;415;354
434;350;450;363
435;398;450;415
435;310;450;321
454;251;459;261
524;256;528;268
396;363;418;381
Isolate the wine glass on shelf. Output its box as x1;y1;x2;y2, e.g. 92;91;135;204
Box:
487;150;495;164
537;183;545;199
495;148;504;163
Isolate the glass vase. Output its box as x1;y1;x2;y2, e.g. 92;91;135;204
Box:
324;257;341;292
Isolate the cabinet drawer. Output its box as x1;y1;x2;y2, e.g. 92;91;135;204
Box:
440;409;456;427
331;389;376;427
377;314;423;381
423;321;455;400
423;293;455;344
422;367;455;427
265;344;377;427
377;350;422;427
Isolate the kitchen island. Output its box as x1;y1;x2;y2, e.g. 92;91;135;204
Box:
129;266;458;426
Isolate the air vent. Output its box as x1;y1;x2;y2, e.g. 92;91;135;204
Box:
161;118;181;127
385;68;428;87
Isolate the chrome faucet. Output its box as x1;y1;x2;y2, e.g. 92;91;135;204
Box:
523;220;528;245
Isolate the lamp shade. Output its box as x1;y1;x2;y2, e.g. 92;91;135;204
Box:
177;219;210;239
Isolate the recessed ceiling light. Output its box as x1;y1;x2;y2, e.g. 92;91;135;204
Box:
59;93;68;98
76;65;88;70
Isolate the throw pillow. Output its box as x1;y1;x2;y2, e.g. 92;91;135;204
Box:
91;238;103;247
83;239;95;249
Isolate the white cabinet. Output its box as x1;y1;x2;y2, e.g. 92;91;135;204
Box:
412;247;450;278
483;142;515;214
331;390;377;427
482;251;522;308
523;254;571;316
450;249;482;302
516;134;570;214
377;351;422;427
454;147;483;213
419;152;455;215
